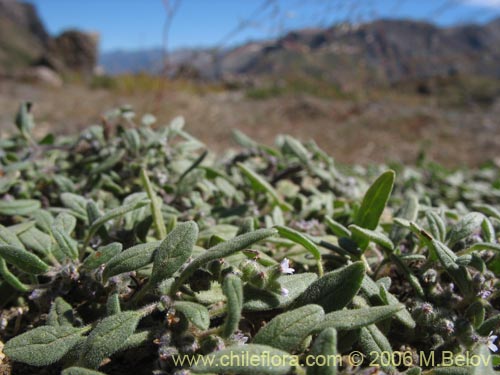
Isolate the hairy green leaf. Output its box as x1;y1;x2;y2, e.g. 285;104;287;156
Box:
0;199;40;216
244;273;318;311
222;274;243;338
173;301;210;330
4;325;85;366
191;344;294;375
103;241;160;280
314;305;403;332
150;221;198;286
48;297;75;327
307;328;338;375
171;228;277;293
292;262;365;312
253;304;324;351
353;170;395;249
0;245;49;274
83;242;123;270
80;311;142;369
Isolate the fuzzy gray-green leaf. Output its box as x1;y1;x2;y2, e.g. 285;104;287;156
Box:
80;311;142;369
62;367;107;375
52;226;78;260
447;212;485;247
83;242;123;270
173;301;210;330
0;224;25;248
191;344;293;375
314;305;403;332
172;228;277;293
103;241;160;280
292;262;365;312
244;272;318;311
0;245;49;274
4;325;85;366
307;328;337;375
359;325;395;374
48;297;75;327
222;274;243;338
275;225;321;260
353;170;395;249
253;304;324;351
86;199;150;241
150;221;198;286
0;199;40;216
349;225;394;251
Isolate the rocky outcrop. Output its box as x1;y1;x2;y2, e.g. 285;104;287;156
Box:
0;0;98;78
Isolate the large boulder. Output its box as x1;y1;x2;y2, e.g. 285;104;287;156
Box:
0;0;98;77
49;30;99;76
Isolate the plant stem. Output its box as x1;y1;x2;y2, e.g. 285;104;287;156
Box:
140;168;167;239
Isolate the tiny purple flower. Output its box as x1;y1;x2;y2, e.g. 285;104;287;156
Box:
279;258;295;275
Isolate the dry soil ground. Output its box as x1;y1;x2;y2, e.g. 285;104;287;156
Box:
1;79;499;167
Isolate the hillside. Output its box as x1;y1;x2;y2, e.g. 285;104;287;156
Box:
101;17;500;86
0;0;98;77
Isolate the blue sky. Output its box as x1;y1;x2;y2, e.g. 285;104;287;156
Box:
28;0;500;52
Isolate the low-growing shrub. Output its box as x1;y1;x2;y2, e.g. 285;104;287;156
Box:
0;103;499;374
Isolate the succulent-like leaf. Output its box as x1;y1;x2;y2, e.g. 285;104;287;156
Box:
292;262;365;312
253;304;324;351
0;245;49;274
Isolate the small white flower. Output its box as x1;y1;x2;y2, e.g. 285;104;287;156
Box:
280;258;295;274
280;287;289;297
487;332;498;352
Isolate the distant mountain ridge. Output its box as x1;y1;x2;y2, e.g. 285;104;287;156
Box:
100;17;500;85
